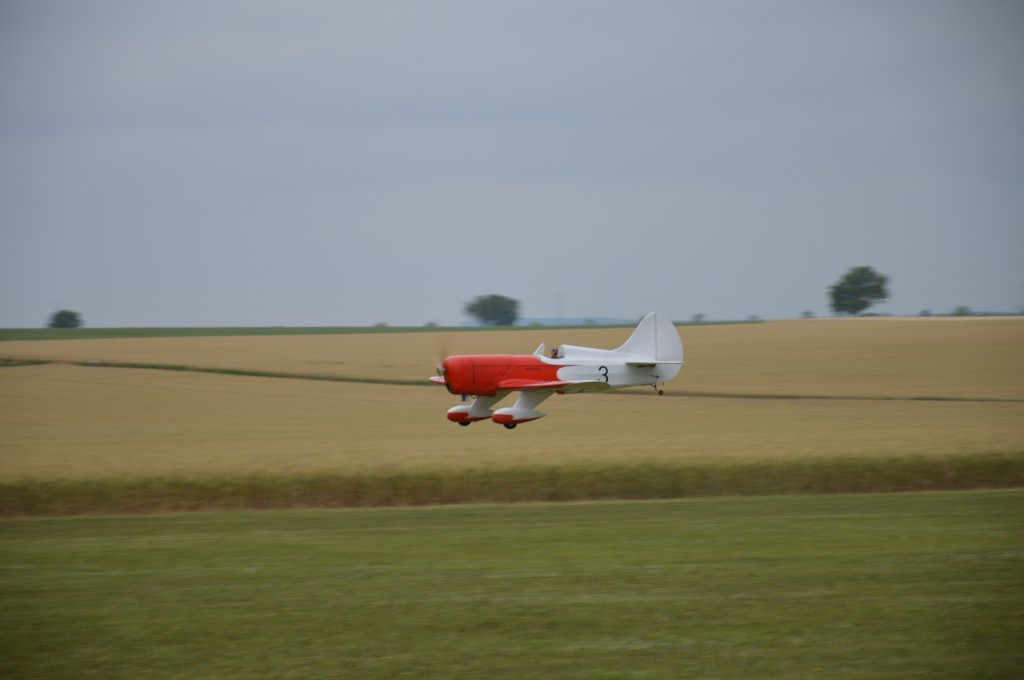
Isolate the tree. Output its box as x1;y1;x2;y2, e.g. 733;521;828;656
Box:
48;309;82;328
829;266;889;315
464;294;520;326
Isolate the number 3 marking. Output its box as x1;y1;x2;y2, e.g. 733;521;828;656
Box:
599;366;609;382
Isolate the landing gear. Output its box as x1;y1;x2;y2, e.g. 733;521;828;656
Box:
503;423;517;430
651;384;665;396
458;421;471;427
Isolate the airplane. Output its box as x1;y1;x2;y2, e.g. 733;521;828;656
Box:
430;311;683;428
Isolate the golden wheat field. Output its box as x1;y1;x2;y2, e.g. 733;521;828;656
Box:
0;318;1022;482
1;363;1022;481
2;317;1022;399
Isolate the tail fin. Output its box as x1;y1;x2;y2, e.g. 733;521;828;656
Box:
615;312;683;363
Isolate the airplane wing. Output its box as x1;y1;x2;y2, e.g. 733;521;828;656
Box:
497;379;611;393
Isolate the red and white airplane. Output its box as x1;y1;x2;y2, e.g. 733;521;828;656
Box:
430;312;683;428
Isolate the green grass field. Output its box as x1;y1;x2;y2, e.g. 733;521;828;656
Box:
2;490;1021;679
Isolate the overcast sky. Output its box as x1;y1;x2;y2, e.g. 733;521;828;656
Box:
1;1;1022;327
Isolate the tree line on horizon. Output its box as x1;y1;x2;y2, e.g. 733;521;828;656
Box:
464;267;893;326
45;267;1005;329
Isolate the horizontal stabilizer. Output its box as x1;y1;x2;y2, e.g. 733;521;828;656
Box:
625;360;682;367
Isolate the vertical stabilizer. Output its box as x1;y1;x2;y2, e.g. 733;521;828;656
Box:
614;312;684;363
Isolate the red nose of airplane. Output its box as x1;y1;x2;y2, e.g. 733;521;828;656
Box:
440;357;452;390
441;356;474;395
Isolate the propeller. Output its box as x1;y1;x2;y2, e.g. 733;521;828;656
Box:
435;333;470;402
434;333;450;379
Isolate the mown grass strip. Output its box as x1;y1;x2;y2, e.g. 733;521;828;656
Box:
3;453;1021;517
4;491;1019;679
0;357;431;386
0;358;50;368
73;360;432;386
